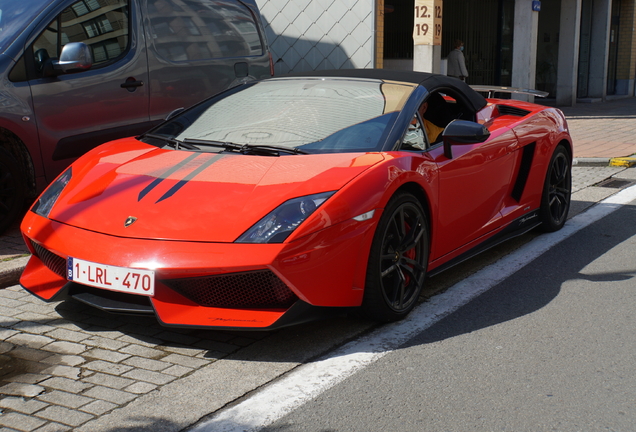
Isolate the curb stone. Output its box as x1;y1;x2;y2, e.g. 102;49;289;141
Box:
0;256;29;289
609;157;636;168
573;157;611;166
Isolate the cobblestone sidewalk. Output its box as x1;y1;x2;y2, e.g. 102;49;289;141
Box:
559;97;636;159
571;165;626;193
0;290;269;431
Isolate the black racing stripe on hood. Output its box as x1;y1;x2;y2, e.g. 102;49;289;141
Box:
156;154;226;203
138;153;201;202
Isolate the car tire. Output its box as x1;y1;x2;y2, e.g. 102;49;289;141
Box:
361;192;429;322
0;148;26;233
538;144;571;232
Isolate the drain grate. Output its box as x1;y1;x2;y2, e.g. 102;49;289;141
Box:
595;178;635;189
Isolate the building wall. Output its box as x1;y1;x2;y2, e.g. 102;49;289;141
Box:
616;0;636;95
257;0;636;104
256;0;376;75
376;0;385;68
536;0;561;96
442;0;503;85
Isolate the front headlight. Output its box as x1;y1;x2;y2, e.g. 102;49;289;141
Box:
31;167;72;218
236;191;335;244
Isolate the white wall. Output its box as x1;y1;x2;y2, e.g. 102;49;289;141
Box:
256;0;376;75
511;0;539;102
556;0;582;106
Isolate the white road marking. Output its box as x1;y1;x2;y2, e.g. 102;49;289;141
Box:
189;185;636;432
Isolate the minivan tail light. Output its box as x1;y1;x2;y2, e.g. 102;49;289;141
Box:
269;52;275;76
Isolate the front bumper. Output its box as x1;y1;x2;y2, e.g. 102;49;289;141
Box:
20;210;376;329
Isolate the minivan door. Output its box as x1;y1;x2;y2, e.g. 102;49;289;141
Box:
27;0;152;182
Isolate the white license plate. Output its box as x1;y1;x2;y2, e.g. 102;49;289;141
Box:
67;257;155;296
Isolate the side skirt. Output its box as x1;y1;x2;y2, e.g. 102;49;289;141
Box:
428;209;541;278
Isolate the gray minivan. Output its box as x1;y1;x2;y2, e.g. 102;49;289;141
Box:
0;0;272;231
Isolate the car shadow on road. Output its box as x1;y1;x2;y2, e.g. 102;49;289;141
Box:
84;417;182;432
50;294;373;365
402;202;636;348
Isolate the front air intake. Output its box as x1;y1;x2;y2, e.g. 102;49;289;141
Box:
31;241;67;278
163;270;298;309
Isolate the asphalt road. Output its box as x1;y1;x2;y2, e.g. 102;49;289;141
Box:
255;197;636;431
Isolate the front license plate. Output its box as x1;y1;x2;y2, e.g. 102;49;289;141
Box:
67;257;155;296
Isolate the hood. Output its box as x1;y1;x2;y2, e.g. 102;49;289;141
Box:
49;139;385;242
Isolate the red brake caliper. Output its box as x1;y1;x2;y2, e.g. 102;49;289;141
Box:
403;222;416;286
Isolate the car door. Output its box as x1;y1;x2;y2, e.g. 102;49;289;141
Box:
27;0;151;182
429;125;519;261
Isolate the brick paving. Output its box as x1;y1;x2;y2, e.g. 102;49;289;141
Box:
571;165;626;193
0;97;635;430
0;286;269;431
558;97;636;159
0;222;28;262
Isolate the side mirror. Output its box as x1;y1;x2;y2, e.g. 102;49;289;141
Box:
52;42;93;75
442;120;490;159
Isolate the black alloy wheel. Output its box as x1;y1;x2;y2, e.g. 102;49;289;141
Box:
539;144;571;232
362;193;429;322
0;148;26;233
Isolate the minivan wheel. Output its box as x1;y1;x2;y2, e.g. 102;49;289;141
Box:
0;148;26;233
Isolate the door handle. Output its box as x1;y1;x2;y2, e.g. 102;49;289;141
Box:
121;77;144;92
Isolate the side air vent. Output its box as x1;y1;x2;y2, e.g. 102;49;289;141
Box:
498;105;531;117
511;142;536;201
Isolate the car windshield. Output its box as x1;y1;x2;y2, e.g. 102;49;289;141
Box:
0;0;51;53
148;78;416;154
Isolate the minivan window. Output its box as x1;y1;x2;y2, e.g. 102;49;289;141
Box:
148;0;263;62
0;0;51;53
32;0;130;76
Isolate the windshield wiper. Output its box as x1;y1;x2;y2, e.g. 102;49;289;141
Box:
143;134;200;150
183;138;242;151
244;144;309;155
183;139;308;156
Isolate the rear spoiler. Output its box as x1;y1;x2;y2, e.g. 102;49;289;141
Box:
470;85;549;98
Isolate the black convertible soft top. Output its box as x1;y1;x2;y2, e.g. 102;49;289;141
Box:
284;69;488;113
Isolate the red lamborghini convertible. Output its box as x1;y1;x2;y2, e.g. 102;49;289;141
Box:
20;70;572;330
